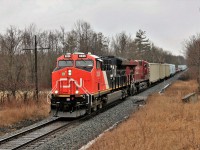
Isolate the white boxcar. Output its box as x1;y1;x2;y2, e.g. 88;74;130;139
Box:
169;64;176;76
165;64;170;78
149;63;160;83
178;65;187;71
159;64;165;80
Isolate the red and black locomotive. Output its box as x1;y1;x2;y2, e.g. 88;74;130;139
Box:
51;52;138;117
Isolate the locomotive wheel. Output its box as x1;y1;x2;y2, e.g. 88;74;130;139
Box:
92;99;97;111
130;88;135;96
50;102;63;117
130;84;137;96
92;105;97;111
98;102;103;109
121;89;127;100
50;107;58;117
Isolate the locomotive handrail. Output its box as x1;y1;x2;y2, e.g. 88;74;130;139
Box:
47;85;57;104
80;84;92;105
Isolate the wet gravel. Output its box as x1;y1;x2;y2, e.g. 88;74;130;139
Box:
36;73;182;150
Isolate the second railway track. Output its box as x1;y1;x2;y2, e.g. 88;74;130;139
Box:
0;117;77;150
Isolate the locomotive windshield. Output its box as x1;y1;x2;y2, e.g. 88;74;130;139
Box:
75;60;93;67
58;60;73;67
75;60;93;71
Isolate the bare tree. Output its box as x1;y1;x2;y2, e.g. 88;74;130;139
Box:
65;30;77;53
0;26;23;97
185;34;200;91
111;32;132;58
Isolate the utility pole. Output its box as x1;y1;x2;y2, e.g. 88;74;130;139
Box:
23;35;50;100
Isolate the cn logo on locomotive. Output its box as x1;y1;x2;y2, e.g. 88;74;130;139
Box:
59;78;83;88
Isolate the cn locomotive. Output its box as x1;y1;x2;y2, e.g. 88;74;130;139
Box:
50;52;139;117
50;52;176;117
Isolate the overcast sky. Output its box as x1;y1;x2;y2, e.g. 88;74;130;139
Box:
0;0;200;56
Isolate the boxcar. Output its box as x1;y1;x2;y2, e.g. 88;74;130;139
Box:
169;64;176;76
159;64;166;80
165;64;170;78
149;63;160;83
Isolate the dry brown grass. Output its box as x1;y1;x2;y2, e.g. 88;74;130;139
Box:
0;95;50;127
89;80;200;150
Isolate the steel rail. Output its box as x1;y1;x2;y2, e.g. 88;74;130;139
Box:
0;117;70;150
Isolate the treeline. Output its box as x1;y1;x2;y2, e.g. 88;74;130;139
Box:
185;34;200;90
0;20;185;97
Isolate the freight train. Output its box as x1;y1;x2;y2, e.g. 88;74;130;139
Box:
50;52;177;117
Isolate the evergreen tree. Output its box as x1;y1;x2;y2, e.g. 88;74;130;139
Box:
135;29;150;51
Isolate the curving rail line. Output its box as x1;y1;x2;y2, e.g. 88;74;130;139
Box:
0;117;73;150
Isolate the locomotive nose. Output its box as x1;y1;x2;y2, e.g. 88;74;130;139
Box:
59;69;83;95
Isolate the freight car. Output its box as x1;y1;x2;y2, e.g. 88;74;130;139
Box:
178;65;187;71
149;63;160;83
50;52;175;118
165;64;170;78
169;64;176;76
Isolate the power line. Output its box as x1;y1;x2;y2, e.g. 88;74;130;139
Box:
23;35;50;100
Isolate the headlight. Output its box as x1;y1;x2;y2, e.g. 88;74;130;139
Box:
55;90;58;94
75;90;79;94
68;70;72;76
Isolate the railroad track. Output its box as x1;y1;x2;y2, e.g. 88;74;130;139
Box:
0;117;76;150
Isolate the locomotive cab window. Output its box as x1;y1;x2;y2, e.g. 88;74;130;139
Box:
58;60;73;67
53;60;74;71
96;60;101;69
75;60;93;72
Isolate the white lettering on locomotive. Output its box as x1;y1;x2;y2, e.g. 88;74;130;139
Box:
59;78;83;88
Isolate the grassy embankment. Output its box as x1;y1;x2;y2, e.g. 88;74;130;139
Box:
0;93;50;128
89;80;200;150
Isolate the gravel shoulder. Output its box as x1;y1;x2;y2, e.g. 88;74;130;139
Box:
36;73;182;150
